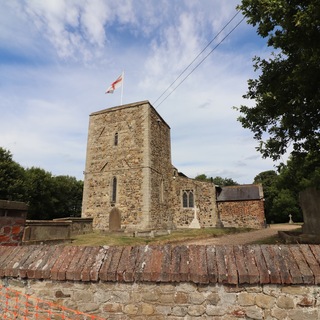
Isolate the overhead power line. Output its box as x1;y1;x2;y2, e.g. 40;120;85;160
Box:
152;11;245;109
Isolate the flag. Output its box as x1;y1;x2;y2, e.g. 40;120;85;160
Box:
105;73;123;94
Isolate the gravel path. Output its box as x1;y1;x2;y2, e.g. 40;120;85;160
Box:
183;224;301;245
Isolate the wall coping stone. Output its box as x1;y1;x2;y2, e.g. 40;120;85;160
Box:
0;244;319;285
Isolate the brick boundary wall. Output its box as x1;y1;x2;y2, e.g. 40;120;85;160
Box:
0;244;320;319
0;200;28;246
0;217;26;246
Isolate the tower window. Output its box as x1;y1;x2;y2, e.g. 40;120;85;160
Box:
182;190;194;208
112;176;117;203
160;180;164;203
114;132;118;146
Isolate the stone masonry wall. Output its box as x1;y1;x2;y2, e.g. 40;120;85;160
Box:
2;279;319;319
82;102;148;230
82;101;175;231
1;244;320;319
148;106;174;229
172;176;217;228
218;200;265;229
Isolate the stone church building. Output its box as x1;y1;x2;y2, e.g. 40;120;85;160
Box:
81;100;265;231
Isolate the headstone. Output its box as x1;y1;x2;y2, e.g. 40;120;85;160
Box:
289;214;293;224
299;188;320;235
109;207;121;231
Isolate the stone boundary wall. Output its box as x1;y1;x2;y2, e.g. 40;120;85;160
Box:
0;244;320;319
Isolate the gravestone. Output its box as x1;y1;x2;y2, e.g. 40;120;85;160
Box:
109;207;121;231
299;188;320;235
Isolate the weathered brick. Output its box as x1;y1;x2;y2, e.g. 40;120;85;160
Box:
84;246;106;281
261;246;281;284
188;245;208;284
206;246;218;283
300;245;320;284
289;246;314;284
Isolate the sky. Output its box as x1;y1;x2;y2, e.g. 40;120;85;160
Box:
0;0;286;184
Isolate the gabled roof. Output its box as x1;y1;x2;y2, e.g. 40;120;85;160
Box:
216;184;263;202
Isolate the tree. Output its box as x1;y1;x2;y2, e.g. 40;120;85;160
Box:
270;189;300;223
24;168;84;220
253;170;279;223
0;146;83;220
0;147;26;201
237;1;320;161
194;174;239;186
52;175;83;218
24;167;56;220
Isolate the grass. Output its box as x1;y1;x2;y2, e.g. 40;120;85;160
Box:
70;227;252;246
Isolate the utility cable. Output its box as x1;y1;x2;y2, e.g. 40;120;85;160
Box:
152;10;241;107
154;15;245;108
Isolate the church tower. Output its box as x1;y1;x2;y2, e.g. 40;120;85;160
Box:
82;101;174;231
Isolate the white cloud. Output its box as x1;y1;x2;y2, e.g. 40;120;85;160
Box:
0;0;284;184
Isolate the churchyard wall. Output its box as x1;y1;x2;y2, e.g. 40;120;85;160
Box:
0;244;319;319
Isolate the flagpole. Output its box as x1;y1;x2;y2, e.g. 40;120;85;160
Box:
120;71;124;105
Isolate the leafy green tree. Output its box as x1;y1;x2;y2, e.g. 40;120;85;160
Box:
194;174;239;186
0;147;83;220
0;147;26;201
253;170;278;223
52;175;83;218
212;176;239;186
24;167;56;220
237;0;320;161
270;189;300;223
194;174;209;182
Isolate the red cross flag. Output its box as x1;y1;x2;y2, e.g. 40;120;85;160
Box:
105;73;124;94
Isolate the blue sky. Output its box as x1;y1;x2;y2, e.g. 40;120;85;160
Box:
0;0;286;184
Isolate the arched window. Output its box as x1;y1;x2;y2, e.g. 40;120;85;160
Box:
182;191;188;207
114;132;118;146
160;180;164;203
189;191;194;208
112;177;117;203
182;190;194;208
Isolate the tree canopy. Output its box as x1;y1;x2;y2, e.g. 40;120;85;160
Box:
194;174;239;186
0;147;83;220
237;0;320;161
